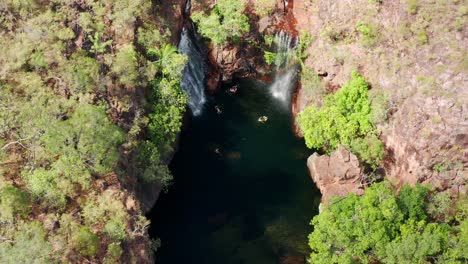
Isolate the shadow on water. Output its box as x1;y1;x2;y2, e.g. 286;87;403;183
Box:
148;79;321;264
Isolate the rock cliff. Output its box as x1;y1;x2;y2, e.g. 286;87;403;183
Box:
292;0;467;202
307;145;364;203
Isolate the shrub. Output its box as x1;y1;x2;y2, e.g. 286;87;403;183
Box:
82;191;128;227
111;45;139;87
253;0;276;17
0;186;31;222
397;184;429;221
135;141;173;186
72;227;100;257
24;168;67;209
349;133;384;168
356;21;379;46
0;221;53;264
407;0;418;14
104;242;123;263
427;191;452;222
263;51;276;65
192;0;250;45
417;29;428;45
104;218;127;241
60;52;103;94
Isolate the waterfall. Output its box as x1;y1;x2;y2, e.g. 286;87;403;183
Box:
178;26;207;116
269;31;298;106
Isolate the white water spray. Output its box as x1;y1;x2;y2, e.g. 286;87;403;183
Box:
178;26;207;116
269;31;298;106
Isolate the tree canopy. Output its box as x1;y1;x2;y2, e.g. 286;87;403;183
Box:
308;182;467;263
297;72;384;167
192;0;250;45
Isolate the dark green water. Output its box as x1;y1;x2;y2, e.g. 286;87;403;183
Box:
148;79;320;263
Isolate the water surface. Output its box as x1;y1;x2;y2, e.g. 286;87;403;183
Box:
149;79;320;263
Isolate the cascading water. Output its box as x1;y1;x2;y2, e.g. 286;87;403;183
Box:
269;31;298;106
178;26;207;116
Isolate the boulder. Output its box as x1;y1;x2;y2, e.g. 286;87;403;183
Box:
307;145;364;203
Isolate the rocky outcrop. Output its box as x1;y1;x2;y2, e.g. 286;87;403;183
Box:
307;145;364;203
194;0;297;92
383;95;468;194
293;0;467;196
157;0;187;45
206;41;261;92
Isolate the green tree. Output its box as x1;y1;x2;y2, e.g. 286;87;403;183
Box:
192;0;250;45
297;72;383;167
0;221;53;263
308;182;464;263
0;186;31;222
397;184;429;221
89;32;113;54
72;226;100;257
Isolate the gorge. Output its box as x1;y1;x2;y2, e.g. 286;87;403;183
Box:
149;20;319;263
0;0;465;263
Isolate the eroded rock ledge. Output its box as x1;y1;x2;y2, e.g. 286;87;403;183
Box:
307;145;364;203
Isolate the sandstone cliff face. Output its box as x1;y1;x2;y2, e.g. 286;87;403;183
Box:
307;145;364;203
292;0;467;200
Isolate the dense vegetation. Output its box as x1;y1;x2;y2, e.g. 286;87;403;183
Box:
309;182;467;263
298;72;384;168
192;0;250;45
0;0;186;262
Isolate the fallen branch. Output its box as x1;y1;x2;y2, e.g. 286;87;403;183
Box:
1;137;30;151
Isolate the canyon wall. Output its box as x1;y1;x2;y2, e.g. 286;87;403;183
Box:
292;0;467;201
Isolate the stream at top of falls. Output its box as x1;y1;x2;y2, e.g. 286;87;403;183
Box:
148;78;321;263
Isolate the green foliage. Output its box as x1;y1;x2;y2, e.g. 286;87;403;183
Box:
148;77;187;155
407;0;419;14
136;141;173;186
356;21;379;46
137;24;169;51
1;0;184;262
253;0;276;17
417;29;428;45
82;191;129;241
41;103;124;175
349;133;384;169
309;182;402;263
308;182;464;263
24;168;67;209
297;72;383;167
263;51;277;65
82;191;128;227
72;226;100;257
192;0;250;45
264;34;275;47
384;220;451;264
0;221;53;263
397;184;429;221
427;192;453;222
111;45;139;87
104;218;127;241
296;31;313;62
150;44;187;79
369;89;390;125
433;162;450;172
104;243;123;263
0;186;31;222
24;103;124;207
60;52;103;94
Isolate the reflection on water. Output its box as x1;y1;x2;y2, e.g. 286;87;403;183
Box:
148;79;320;264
